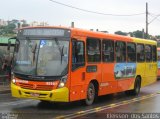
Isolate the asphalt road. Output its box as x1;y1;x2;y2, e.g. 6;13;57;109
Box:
0;80;160;119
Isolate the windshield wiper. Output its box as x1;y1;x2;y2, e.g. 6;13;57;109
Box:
32;43;37;63
61;46;64;64
14;72;63;81
26;38;37;64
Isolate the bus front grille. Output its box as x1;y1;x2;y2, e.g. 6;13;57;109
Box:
18;83;54;91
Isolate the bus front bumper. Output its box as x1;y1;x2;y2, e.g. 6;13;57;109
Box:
11;83;69;102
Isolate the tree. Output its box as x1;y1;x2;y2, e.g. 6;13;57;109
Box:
22;24;29;27
0;23;16;35
156;35;160;39
114;31;127;36
131;30;144;38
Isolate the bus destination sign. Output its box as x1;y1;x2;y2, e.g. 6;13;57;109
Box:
22;28;70;37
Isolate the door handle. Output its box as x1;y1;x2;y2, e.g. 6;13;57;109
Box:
82;72;85;80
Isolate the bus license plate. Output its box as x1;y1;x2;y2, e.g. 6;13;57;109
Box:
30;93;39;97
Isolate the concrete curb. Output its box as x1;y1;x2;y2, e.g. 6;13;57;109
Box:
0;90;11;94
0;84;11;94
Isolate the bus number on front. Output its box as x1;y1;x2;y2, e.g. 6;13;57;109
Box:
46;82;57;85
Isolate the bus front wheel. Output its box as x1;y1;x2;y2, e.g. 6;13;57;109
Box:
85;82;95;105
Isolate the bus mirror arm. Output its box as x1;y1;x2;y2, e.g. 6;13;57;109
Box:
15;39;20;53
61;46;64;64
8;37;17;51
8;41;11;51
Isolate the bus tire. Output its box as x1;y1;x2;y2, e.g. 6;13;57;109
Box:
130;77;141;95
40;100;50;104
85;82;95;105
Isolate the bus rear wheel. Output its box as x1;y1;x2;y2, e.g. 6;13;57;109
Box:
125;77;141;96
131;77;141;95
40;100;51;104
85;82;95;105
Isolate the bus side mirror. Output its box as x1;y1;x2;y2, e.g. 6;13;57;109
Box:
8;37;17;51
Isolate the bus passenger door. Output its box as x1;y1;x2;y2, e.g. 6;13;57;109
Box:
144;45;157;85
70;38;86;101
145;62;155;85
101;39;117;95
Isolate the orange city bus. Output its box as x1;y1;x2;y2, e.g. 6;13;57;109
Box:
11;26;157;105
157;48;160;78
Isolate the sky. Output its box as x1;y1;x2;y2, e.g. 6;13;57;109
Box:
0;0;160;35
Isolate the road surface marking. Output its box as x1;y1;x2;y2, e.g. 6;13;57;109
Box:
157;91;160;94
55;116;65;119
76;111;85;114
95;107;101;111
54;93;158;119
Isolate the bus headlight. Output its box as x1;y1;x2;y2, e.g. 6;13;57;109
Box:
58;82;65;88
12;78;16;84
11;73;16;84
58;75;68;88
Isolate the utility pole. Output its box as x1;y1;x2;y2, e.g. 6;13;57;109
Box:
146;2;148;39
71;22;74;28
142;28;145;39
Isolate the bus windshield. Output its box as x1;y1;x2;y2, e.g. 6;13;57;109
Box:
14;38;69;77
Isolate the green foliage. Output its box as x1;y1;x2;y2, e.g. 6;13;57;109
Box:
155;35;160;39
115;30;146;38
114;30;158;40
114;31;127;36
131;30;145;38
22;24;29;27
0;23;16;36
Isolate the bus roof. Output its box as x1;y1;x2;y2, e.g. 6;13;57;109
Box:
19;26;157;44
19;26;70;30
133;37;157;45
20;26;132;41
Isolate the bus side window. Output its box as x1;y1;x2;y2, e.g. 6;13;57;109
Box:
102;39;114;62
152;45;157;62
72;40;85;71
145;45;152;62
87;38;101;62
137;44;145;62
115;41;126;62
127;43;136;62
